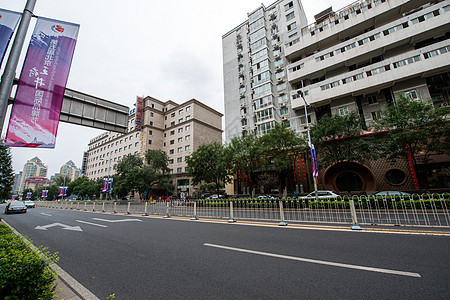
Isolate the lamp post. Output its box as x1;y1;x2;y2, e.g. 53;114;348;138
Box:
297;91;319;202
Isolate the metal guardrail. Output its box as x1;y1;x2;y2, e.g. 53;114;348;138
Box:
36;194;450;228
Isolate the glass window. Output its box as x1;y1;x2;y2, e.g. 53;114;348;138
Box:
286;12;295;21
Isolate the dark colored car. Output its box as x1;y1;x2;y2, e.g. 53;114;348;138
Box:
4;201;27;214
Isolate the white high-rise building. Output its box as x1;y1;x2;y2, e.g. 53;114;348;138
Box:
223;0;450;140
18;157;47;193
60;160;81;182
222;0;308;141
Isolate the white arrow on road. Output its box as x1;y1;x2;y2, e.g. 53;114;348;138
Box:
92;218;142;223
35;223;83;231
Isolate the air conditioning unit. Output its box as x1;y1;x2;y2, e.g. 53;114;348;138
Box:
282;115;288;120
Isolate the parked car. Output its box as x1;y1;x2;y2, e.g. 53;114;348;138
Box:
208;194;224;199
4;201;27;214
299;190;340;199
372;191;410;196
24;200;35;208
256;195;278;200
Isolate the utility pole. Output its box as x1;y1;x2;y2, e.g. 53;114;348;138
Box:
0;0;37;135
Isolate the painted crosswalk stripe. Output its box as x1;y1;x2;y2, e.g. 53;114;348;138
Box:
204;243;421;278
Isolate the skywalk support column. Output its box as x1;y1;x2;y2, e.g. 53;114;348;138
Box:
0;0;36;134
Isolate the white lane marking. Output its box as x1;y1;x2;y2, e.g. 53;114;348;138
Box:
92;218;142;223
35;223;83;232
40;212;52;216
76;220;108;228
204;243;421;278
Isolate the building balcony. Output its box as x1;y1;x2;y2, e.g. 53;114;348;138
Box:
291;40;450;110
287;1;450;82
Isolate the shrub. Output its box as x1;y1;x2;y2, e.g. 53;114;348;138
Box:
0;223;58;300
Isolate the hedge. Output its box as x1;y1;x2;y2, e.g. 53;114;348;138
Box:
0;223;58;300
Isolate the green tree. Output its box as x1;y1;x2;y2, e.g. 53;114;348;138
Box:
53;174;71;186
310;111;378;167
0;140;14;200
187;142;230;196
68;176;98;200
259;124;306;189
225;134;264;194
374;95;450;188
114;152;173;199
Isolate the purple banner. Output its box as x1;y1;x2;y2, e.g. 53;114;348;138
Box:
0;8;21;67
5;17;79;148
102;178;113;192
41;189;48;198
59;186;67;196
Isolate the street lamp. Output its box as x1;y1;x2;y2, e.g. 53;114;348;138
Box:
297;90;319;202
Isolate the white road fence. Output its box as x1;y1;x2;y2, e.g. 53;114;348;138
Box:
37;194;450;228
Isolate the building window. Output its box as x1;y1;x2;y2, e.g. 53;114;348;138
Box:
178;137;183;143
185;125;191;131
287;22;296;31
150;112;154;117
178;128;183;133
404;90;419;101
179;109;183;114
177;168;183;173
170;140;174;145
185;135;190;141
338;106;349;116
177;157;183;163
179;118;183;124
170;149;174;154
186;115;191;121
385;169;406;185
149;130;152;135
286;11;295;21
170;130;175;135
186;106;191;111
178;147;182;153
284;1;293;10
185;145;191;151
171;112;175;117
150;121;153;126
171;121;175;126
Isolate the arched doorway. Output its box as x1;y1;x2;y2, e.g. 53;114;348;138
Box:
323;162;376;192
336;172;363;191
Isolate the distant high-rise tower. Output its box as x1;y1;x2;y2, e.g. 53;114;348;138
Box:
19;157;47;193
60;160;81;182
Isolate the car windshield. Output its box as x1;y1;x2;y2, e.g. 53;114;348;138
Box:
10;202;25;207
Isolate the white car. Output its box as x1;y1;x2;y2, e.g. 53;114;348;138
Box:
299;190;340;199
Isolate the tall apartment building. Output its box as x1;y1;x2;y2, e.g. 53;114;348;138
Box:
223;0;450;138
85;96;222;196
60;160;81;182
223;0;309;140
18;157;47;193
223;0;450;192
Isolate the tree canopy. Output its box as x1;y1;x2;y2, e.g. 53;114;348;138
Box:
0;141;14;199
187;142;230;196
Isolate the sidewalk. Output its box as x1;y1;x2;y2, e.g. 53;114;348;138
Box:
55;276;82;300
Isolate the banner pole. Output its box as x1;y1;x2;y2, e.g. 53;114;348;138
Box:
0;0;37;135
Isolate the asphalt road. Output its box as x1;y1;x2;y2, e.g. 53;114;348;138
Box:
2;204;450;299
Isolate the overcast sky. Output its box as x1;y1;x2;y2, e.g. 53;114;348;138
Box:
0;0;350;176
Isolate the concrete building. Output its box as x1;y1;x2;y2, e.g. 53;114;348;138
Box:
23;176;51;192
223;0;450;193
60;160;81;182
12;172;22;195
85;96;222;196
18;157;47;193
223;0;309;140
